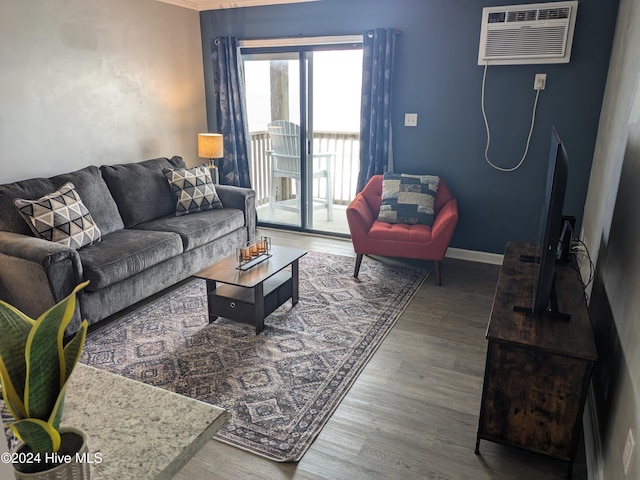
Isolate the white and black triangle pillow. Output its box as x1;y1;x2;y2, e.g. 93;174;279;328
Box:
13;182;101;249
163;166;223;216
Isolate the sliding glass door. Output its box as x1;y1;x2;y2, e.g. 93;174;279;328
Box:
243;46;362;235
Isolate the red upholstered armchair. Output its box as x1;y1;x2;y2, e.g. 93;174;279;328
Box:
346;174;458;285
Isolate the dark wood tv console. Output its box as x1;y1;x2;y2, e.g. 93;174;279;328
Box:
475;241;597;478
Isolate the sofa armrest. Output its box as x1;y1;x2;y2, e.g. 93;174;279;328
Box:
430;198;459;257
215;185;257;241
346;193;377;254
0;231;83;319
347;193;376;232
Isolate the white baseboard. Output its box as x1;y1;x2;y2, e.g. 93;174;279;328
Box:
584;384;604;480
446;247;504;265
259;228;506;266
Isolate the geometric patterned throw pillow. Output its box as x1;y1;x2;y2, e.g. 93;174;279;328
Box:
13;182;102;249
163;166;223;216
378;173;440;226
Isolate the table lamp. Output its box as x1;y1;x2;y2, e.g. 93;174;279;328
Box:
198;133;223;183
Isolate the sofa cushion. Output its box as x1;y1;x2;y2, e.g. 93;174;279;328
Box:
14;182;102;249
78;229;183;291
100;156;185;228
378;173;440;226
0;166;124;236
135;208;245;252
163;166;223;215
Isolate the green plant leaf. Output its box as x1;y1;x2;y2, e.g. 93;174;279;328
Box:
46;320;88;430
62;320;88;382
10;418;61;453
24;281;88;421
24;305;62;420
0;302;35;420
49;383;67;432
55;282;89;386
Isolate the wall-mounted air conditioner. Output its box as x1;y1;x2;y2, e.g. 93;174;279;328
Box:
478;1;578;65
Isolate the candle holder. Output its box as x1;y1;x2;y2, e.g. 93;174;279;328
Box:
237;236;271;270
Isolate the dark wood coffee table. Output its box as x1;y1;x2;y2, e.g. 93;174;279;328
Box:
194;245;307;334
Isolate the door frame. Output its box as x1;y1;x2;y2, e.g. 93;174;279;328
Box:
241;38;363;236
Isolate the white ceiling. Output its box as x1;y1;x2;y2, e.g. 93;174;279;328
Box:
153;0;319;11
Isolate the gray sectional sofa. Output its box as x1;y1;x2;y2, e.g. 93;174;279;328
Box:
0;156;256;334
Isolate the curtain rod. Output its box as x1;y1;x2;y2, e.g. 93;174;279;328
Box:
239;35;363;49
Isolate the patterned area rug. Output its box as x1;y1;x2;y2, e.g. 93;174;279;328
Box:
81;252;428;462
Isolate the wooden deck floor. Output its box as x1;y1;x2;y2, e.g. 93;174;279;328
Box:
256;204;350;236
174;230;587;479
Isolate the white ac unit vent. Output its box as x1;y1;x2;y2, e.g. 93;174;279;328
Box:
478;1;578;65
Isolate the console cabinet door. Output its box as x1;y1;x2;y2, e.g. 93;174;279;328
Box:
480;341;588;459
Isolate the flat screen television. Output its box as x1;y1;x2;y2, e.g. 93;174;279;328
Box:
515;126;571;320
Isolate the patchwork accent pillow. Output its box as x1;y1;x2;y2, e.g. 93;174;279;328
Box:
13;182;101;249
378;173;440;226
163;166;223;216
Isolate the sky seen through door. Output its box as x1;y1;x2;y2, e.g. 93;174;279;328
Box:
244;49;363;133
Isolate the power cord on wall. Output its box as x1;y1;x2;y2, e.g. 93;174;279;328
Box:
570;237;595;304
562;222;595;305
481;62;542;172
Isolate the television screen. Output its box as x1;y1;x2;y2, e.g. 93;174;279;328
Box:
517;127;570;319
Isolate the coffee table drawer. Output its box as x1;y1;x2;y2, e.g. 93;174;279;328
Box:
208;295;255;320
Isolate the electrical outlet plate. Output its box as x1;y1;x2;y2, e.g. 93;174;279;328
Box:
534;73;547;90
404;113;418;127
623;428;635;476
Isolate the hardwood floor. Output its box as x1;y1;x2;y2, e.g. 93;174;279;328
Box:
173;230;587;479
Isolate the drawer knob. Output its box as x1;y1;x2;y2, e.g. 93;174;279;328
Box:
230;302;236;309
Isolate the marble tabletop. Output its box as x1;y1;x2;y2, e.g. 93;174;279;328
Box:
63;364;230;479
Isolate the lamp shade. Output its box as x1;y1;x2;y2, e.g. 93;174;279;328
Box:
198;133;224;159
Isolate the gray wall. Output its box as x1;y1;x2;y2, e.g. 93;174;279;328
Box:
0;0;207;184
200;0;619;254
581;0;640;477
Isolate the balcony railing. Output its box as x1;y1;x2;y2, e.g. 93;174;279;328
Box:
248;130;360;207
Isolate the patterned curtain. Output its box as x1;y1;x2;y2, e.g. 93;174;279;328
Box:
356;28;399;193
211;37;251;188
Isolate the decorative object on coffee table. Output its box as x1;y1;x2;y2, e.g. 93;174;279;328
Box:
0;282;91;480
195;244;306;334
236;236;272;270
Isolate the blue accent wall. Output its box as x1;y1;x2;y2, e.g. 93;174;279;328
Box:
200;0;619;254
